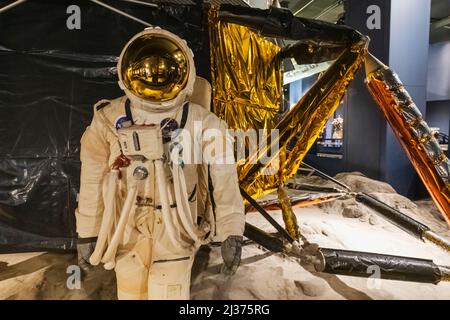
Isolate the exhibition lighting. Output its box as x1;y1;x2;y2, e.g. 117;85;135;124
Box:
0;0;27;14
293;0;315;16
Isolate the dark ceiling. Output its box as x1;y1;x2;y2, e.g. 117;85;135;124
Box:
0;0;448;42
282;0;450;43
283;0;344;23
430;0;450;43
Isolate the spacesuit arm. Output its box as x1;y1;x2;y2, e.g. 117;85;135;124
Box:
203;115;245;242
75;103;111;238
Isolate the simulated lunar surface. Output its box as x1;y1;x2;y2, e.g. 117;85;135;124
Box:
1;172;450;300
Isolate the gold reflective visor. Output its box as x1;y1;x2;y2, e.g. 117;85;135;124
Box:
120;34;189;102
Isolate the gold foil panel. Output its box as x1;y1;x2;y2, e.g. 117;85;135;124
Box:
209;8;367;199
240;45;367;199
209;17;282;131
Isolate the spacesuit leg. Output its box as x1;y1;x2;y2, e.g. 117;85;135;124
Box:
114;236;152;300
146;207;197;300
148;255;195;300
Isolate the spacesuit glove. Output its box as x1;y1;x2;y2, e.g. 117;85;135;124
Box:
77;237;97;274
221;235;243;276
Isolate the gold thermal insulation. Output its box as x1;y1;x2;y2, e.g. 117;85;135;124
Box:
277;186;300;240
209;16;282;131
209;9;367;200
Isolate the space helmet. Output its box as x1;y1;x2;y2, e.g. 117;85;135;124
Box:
117;27;196;112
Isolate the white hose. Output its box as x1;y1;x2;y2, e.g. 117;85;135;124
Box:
166;180;192;249
154;159;181;248
172;164;209;244
101;181;138;270
170;146;213;245
89;170;119;266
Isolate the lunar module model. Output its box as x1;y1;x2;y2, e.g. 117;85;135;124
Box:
1;1;450;285
204;4;450;284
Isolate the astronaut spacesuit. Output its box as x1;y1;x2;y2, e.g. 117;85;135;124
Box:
75;28;245;300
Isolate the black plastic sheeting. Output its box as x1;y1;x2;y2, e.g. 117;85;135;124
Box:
0;0;210;252
319;248;442;284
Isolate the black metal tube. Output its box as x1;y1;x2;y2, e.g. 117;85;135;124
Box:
286;182;343;194
301;162;352;192
244;223;284;253
355;192;429;239
240;187;295;244
318;248;443;284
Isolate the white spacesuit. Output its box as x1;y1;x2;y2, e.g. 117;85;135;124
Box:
75;28;245;300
